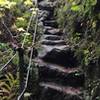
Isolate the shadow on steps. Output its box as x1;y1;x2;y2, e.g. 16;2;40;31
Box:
39;82;84;100
39;66;84;87
41;48;79;67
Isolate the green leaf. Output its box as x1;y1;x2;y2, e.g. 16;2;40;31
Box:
17;27;25;32
15;17;27;28
71;5;80;11
0;0;7;5
24;0;33;6
90;0;97;6
84;50;89;54
23;32;30;36
63;5;68;12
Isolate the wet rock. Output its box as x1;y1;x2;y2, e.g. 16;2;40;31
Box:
38;10;50;21
39;64;84;87
39;45;67;53
43;35;62;40
44;28;63;35
38;21;43;27
38;1;54;11
43;20;58;28
40;48;78;67
41;40;66;45
44;26;54;30
38;0;43;2
39;82;83;100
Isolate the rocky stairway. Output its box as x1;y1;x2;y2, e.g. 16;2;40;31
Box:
36;0;85;100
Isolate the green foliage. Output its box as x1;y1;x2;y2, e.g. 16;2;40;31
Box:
56;0;99;65
15;17;28;28
56;0;100;99
0;0;37;46
0;0;16;9
21;32;33;47
71;5;81;11
0;73;19;100
0;0;40;98
0;43;9;51
0;44;13;66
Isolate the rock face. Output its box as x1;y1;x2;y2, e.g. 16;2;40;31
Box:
35;0;85;100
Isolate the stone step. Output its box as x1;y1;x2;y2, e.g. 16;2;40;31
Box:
38;0;44;3
44;28;63;35
38;1;54;11
38;45;67;53
42;35;62;40
38;45;67;59
35;58;77;70
41;40;66;45
37;60;84;87
44;26;54;30
39;48;78;67
39;82;83;100
38;10;50;21
43;20;58;28
38;10;55;21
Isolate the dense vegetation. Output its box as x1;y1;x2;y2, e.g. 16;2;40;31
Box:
0;0;100;100
56;0;100;99
0;0;39;99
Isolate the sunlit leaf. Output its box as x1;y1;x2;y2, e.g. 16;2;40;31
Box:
71;5;80;11
15;17;27;28
17;27;25;32
0;0;8;5
24;0;33;6
23;32;30;36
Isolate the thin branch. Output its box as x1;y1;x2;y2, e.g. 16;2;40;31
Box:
0;53;16;72
1;20;14;40
0;18;19;72
0;20;17;72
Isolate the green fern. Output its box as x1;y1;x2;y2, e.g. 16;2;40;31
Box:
0;73;19;100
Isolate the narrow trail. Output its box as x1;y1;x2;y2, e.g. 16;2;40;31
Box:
36;0;85;100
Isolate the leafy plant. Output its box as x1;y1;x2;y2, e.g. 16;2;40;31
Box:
0;73;19;100
56;0;100;99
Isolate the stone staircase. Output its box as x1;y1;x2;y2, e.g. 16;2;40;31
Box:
36;0;85;100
